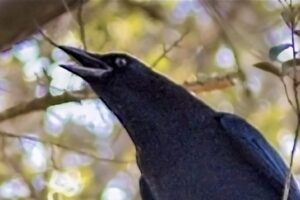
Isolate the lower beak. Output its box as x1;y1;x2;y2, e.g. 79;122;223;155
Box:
59;64;110;78
58;45;111;78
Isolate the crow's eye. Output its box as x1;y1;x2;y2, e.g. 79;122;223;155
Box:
115;57;127;67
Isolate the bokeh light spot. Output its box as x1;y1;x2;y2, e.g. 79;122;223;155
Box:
62;152;92;168
49;64;85;95
21;135;48;172
49;170;83;197
247;75;262;94
215;46;235;69
278;130;300;157
52;47;70;62
72;100;116;138
32;175;45;192
101;187;128;200
44;111;65;136
13;40;39;64
0;178;30;199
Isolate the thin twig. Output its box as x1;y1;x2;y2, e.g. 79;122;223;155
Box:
0;130;131;164
280;77;297;112
77;0;87;50
61;0;78;26
282;1;300;199
0;136;6;160
202;1;246;81
50;145;59;169
35;25;60;48
151;29;190;68
279;0;288;9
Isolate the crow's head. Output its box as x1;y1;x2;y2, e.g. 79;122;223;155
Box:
58;45;153;85
58;46;213;150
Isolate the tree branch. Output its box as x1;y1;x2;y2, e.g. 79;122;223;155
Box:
0;130;130;164
151;29;190;68
0;91;94;122
0;72;240;123
77;0;87;50
183;72;239;93
0;0;87;51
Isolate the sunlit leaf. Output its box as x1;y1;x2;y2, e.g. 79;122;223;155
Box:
269;44;291;61
253;62;281;77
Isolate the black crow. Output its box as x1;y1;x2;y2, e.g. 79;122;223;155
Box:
59;46;300;200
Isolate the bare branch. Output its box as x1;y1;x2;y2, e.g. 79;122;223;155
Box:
61;0;88;49
50;144;60;169
0;91;95;123
61;0;78;27
0;69;240;124
0;130;131;164
151;29;190;68
281;77;297;112
77;0;87;50
0;73;241;123
36;25;60;48
202;1;246;81
0;138;5;167
183;72;239;93
0;0;86;51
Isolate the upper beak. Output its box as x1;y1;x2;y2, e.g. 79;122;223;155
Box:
58;45;111;78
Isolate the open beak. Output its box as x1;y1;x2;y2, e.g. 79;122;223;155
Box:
58;45;112;78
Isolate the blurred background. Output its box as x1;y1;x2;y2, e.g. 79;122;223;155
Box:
0;0;299;199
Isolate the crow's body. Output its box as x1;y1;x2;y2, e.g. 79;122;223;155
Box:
59;46;300;200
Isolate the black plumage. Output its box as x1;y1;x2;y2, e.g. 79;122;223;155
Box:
59;46;300;200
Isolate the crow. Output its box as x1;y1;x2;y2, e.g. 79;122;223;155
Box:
59;46;300;200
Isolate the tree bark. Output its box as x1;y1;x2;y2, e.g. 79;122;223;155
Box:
0;0;86;51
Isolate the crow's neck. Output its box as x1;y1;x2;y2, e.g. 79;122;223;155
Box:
96;82;215;154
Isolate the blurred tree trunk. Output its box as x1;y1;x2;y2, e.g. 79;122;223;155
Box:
0;0;86;51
